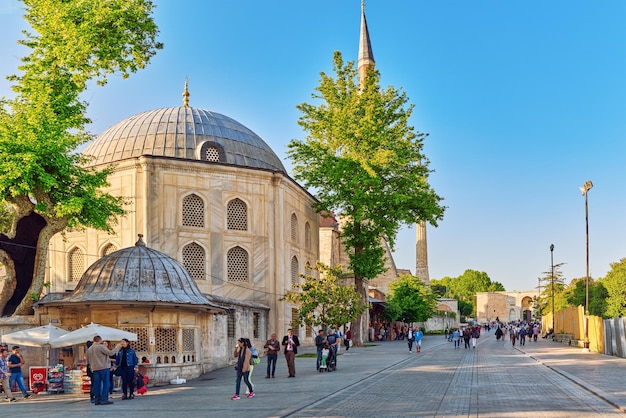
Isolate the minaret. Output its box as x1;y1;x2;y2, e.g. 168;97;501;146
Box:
416;222;430;285
357;0;375;87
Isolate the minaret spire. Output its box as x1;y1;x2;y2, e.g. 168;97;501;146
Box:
416;221;430;285
182;76;190;107
358;1;375;87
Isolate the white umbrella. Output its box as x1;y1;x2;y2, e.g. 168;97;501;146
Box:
2;323;69;347
1;323;70;389
50;323;137;347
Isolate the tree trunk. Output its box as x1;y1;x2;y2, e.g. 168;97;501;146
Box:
351;275;369;346
14;220;62;315
0;252;16;314
0;212;46;316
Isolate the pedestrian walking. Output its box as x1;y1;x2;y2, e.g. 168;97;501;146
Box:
344;328;352;351
415;327;423;353
263;333;280;378
452;329;461;348
0;348;16;402
8;346;31;399
232;338;254;400
407;327;415;353
471;327;479;349
463;328;471;349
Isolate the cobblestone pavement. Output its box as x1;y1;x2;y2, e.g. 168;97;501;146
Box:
1;333;625;417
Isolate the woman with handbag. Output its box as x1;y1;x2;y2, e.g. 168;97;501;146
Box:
115;338;139;400
232;338;254;400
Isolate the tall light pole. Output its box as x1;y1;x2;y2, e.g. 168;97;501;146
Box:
550;244;555;335
580;180;593;351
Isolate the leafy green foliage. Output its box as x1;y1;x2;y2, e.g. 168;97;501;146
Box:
431;269;505;316
565;277;608;318
537;263;567;315
384;275;437;323
600;258;626;318
0;0;161;315
287;51;445;282
458;300;473;317
283;262;367;331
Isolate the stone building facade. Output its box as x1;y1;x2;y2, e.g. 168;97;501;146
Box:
476;290;539;324
32;99;319;381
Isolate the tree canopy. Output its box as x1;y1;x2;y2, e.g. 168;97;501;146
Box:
384;274;438;324
283;262;367;332
0;0;162;315
431;269;505;316
287;51;445;342
600;258;626;318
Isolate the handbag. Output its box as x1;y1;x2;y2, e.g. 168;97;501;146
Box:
113;367;123;376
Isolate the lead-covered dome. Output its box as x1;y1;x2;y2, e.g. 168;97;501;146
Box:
59;235;223;311
83;106;286;172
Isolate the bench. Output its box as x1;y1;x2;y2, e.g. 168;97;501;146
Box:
553;333;573;343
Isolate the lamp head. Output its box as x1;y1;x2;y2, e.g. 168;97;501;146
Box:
550;244;554;252
580;180;593;195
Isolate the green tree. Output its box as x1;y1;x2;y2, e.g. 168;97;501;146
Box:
283;262;367;332
566;277;607;318
458;300;473;318
384;275;438;324
537;263;566;316
0;0;162;316
430;283;447;298
431;270;504;316
287;52;445;343
601;258;626;318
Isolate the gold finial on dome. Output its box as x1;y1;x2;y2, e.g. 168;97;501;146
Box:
182;77;190;107
362;0;365;13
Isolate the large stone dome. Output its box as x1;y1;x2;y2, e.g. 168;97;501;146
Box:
58;235;224;311
83;106;286;172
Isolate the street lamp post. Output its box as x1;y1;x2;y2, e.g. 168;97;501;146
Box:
580;180;593;351
550;244;555;335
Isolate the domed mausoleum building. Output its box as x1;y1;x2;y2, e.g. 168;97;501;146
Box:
38;86;319;380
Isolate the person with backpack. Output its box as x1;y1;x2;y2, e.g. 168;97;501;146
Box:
244;338;260;396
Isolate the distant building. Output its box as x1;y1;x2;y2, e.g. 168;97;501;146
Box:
476;290;540;323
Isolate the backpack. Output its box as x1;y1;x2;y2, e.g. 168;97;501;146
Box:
250;347;260;365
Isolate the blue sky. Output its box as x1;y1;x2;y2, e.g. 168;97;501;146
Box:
1;0;625;291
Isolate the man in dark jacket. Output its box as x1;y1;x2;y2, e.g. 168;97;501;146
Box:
263;333;280;378
315;329;326;371
281;329;300;378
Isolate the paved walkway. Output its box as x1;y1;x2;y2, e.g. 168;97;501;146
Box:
2;331;626;417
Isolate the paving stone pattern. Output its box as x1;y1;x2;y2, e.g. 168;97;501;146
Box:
2;333;625;417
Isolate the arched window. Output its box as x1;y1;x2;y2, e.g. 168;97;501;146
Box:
227;246;249;282
101;243;117;257
199;141;226;162
182;242;205;281
68;247;85;282
182;194;205;228
304;222;311;249
290;213;298;242
304;261;312;278
227;198;247;231
291;256;299;288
